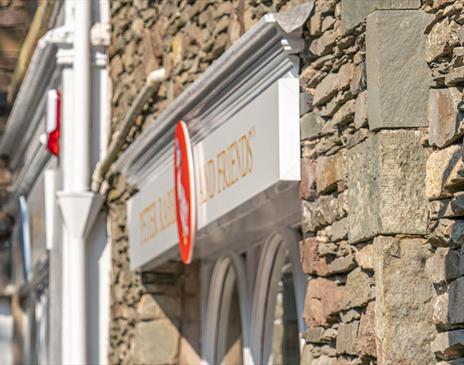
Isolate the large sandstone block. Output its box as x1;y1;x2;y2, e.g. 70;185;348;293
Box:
341;0;421;33
347;131;428;243
132;319;180;364
366;10;432;130
136;293;182;321
374;236;436;365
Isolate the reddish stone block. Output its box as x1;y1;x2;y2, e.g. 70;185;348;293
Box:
356;301;376;357
299;237;328;276
300;157;317;200
303;277;345;327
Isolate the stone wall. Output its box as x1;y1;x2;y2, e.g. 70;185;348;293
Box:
300;2;379;364
424;0;464;363
299;0;464;364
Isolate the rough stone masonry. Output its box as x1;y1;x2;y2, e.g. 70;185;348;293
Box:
106;0;464;364
300;0;464;364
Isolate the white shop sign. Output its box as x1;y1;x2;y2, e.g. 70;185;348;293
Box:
128;78;300;269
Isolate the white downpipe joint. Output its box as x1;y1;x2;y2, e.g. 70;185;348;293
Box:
57;192;104;240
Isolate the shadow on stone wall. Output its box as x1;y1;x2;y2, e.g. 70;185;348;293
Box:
133;261;202;364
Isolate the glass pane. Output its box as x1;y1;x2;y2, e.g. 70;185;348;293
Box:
271;256;300;365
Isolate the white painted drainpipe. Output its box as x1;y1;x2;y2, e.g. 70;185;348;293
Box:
63;1;89;363
74;0;91;192
68;1;90;362
57;1;103;363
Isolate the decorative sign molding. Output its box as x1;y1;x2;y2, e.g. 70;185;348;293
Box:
127;78;299;269
122;4;314;269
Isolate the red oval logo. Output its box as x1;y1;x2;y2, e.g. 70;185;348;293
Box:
174;121;196;264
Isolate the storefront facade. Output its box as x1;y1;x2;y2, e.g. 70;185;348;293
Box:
2;0;464;363
112;4;311;363
108;0;464;364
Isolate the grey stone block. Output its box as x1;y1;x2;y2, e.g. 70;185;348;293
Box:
431;277;464;328
313;72;339;106
341;0;421;33
301;111;324;140
347;131;428;243
425;248;462;284
300;92;313;116
374;236;436;364
432;330;464;360
342;267;373;310
366;10;432;130
336;320;359;355
448;277;464;325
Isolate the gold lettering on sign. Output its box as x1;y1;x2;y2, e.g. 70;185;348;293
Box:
199;126;256;204
138;189;176;244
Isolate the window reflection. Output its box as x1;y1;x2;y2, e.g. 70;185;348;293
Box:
270;256;300;365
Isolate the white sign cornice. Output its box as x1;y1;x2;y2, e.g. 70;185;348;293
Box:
114;2;314;187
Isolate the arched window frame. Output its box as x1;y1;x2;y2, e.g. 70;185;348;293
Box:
202;253;252;365
250;228;306;365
